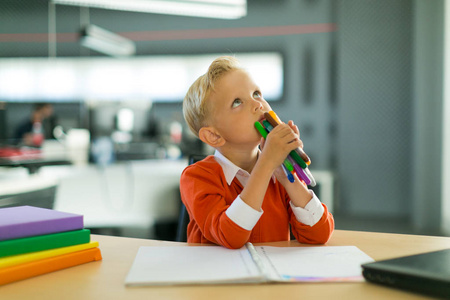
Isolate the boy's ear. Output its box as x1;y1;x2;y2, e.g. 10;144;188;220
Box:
198;126;225;148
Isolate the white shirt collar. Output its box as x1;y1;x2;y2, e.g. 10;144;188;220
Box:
214;150;250;186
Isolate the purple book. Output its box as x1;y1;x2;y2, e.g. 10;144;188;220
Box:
0;206;84;241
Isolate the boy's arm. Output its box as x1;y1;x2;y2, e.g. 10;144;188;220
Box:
240;122;335;243
180;164;253;249
268;121;334;243
240;123;303;211
256;119;313;210
289;202;335;244
280;171;334;243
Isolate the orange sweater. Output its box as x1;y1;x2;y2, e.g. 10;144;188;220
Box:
180;156;334;249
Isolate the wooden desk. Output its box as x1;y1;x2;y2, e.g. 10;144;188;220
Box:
2;230;450;300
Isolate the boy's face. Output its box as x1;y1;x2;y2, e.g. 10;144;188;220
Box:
207;69;272;147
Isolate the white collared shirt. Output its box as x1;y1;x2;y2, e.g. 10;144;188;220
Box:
214;150;325;231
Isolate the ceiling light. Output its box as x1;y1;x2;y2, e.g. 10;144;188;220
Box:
80;25;136;57
52;0;247;19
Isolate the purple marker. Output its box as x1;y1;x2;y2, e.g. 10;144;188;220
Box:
293;163;311;185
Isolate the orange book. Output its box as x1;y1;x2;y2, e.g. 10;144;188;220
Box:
0;247;102;285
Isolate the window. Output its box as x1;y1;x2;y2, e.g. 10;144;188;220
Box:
0;52;283;102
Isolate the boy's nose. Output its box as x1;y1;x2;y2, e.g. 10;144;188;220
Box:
252;100;263;111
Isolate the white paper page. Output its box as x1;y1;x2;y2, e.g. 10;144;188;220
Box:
125;246;262;286
255;246;374;282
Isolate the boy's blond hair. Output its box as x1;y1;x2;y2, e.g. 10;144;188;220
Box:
183;56;242;137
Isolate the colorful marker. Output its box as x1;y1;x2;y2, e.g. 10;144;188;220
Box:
303;167;316;187
262;113;307;169
254;111;316;186
282;164;295;183
287;155;315;186
255;121;294;173
263;111;311;166
254;121;268;138
261;119;307;170
294;164;310;185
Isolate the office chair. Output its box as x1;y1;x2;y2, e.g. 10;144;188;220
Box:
175;154;206;242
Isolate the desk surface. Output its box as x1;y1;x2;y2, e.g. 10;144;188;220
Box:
2;230;450;300
0;154;70;174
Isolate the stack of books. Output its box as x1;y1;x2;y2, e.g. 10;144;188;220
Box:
0;205;102;285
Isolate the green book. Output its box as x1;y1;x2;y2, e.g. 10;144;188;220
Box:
0;229;91;258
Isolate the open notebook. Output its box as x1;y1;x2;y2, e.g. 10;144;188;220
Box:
125;243;373;286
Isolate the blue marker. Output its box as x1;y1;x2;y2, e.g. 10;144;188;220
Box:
282;164;295;183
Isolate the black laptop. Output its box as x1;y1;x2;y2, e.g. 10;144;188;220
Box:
362;248;450;299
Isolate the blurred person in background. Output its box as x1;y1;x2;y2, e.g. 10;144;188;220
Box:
15;103;56;147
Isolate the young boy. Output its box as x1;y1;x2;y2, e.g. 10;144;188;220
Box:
181;56;334;249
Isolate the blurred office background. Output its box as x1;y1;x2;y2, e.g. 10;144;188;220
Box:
0;0;449;240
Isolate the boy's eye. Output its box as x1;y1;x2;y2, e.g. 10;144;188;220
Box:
232;99;242;108
253;91;262;99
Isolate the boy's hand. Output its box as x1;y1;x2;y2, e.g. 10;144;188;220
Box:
259;120;303;177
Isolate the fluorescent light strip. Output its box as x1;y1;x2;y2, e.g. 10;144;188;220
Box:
81;25;136;56
52;0;247;19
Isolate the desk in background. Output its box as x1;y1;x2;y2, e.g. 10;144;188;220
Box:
0;146;70;174
0;164;59;209
40;159;188;239
1;230;450;300
0;156;70;174
0;158;188;240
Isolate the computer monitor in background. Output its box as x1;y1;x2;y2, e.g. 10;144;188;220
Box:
1;102;86;146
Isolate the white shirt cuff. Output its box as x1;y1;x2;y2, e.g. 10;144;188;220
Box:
226;195;263;231
290;190;324;226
